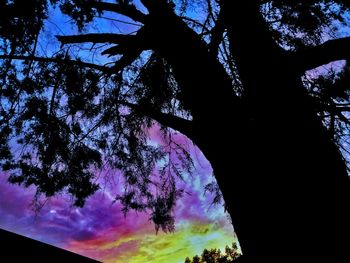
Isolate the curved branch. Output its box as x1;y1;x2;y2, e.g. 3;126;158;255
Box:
119;100;194;137
101;27;149;57
0;55;113;73
56;33;136;46
294;37;350;72
109;50;143;73
102;45;127;56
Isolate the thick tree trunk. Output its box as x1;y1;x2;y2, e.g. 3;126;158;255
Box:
142;4;350;261
200;1;350;262
197;87;350;262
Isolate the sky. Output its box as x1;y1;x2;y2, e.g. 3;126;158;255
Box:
0;126;236;263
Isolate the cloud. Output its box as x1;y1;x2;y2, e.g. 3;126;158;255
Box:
67;220;234;263
0;129;236;262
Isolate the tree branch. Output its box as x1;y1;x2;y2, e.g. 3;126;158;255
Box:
56;27;150;73
56;33;136;46
0;55;113;73
101;26;149;57
208;9;225;56
90;1;147;23
119;100;193;137
295;36;350;72
110;50;143;73
101;26;150;71
97;16;142;27
102;45;127;57
336;106;350;112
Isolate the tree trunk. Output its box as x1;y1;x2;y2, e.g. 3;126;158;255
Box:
197;1;350;262
143;4;350;261
196;84;350;262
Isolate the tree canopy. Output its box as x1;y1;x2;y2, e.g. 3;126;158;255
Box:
184;242;241;263
1;1;350;261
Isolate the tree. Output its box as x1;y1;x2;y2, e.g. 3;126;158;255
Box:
184;242;240;263
1;0;350;262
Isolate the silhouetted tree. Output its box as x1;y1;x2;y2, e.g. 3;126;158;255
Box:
184;243;240;263
1;0;350;262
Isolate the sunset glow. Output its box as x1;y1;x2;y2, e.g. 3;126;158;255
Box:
0;128;236;262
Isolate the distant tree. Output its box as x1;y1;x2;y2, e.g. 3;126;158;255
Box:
184;243;240;263
192;255;202;263
1;0;350;262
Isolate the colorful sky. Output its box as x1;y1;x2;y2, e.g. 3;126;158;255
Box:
0;126;236;263
0;3;236;262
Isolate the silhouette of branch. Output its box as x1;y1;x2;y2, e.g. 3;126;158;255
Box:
110;50;143;73
97;16;142;27
56;34;136;46
118;100;193;137
101;27;149;57
90;1;147;23
0;55;113;73
336;106;350;112
295;36;350;72
208;9;225;56
102;45;128;56
100;27;150;71
181;16;206;28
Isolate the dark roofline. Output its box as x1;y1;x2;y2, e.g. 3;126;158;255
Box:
0;228;101;262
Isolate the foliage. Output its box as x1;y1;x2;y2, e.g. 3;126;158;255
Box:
305;62;350;171
261;0;350;48
184;243;241;263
